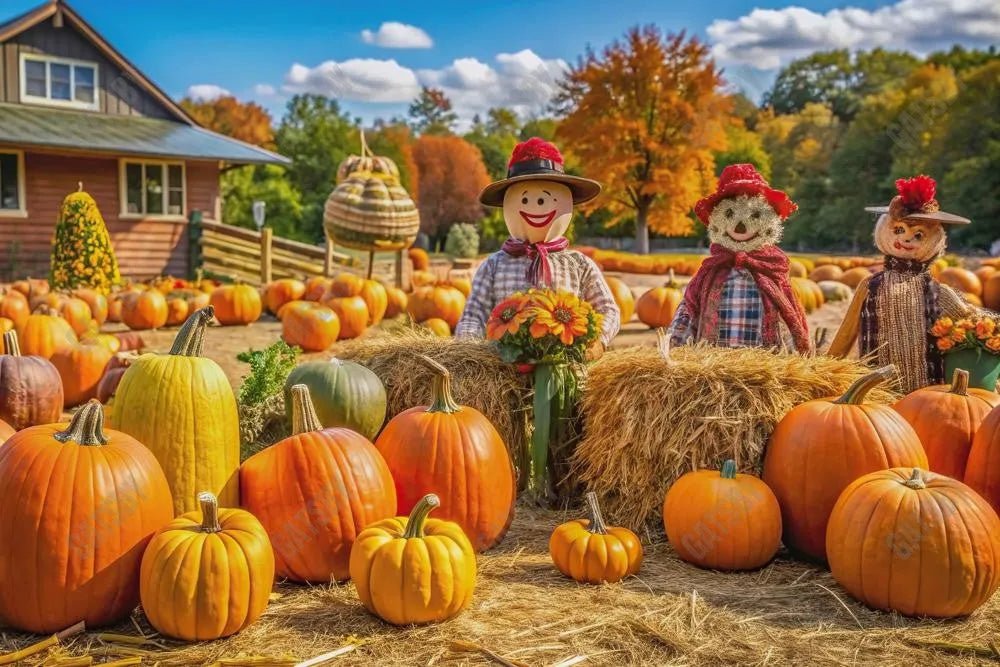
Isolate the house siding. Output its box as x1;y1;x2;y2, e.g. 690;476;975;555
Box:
0;16;174;119
0;150;219;281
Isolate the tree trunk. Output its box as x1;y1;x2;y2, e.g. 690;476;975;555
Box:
635;207;650;255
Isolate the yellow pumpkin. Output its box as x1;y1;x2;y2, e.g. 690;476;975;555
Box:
140;492;274;641
549;492;643;584
113;307;240;515
349;494;476;625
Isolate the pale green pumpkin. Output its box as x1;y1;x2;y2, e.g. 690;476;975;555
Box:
284;357;387;440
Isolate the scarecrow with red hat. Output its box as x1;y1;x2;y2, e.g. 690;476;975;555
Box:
455;138;620;355
829;175;977;392
669;164;811;353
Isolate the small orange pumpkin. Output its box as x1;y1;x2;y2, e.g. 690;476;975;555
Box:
329;272;364;298
421;317;451;337
407;284;466;330
210;283;262;326
359;279;388;325
939;267;982;296
549;492;642;584
384;286;408;318
122;290;168;330
605;276;635;323
0;289;29;328
635;271;683;328
327;296;369;339
50;336;114;407
281;302;340;351
264;279;306;315
71;289;108;326
17;307;78;358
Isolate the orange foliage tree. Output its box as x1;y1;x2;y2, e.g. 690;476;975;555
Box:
555;27;730;253
181;96;275;149
411;135;490;249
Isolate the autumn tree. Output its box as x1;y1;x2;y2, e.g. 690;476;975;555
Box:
555;26;729;252
411;135;490;250
180;95;275;148
367;120;419;197
409;87;457;135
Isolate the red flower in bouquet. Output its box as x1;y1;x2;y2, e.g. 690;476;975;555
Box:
528;290;594;346
487;294;531;340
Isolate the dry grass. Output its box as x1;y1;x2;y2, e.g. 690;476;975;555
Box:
3;505;997;666
572;342;899;533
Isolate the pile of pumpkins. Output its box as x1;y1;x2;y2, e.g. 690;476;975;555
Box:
107;275;265;330
576;246;705;277
659;365;1000;619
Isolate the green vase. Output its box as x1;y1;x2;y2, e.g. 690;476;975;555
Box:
944;348;1000;391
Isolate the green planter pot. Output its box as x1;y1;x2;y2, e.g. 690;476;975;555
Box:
944;348;1000;391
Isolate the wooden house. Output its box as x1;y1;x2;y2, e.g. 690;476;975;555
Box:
0;0;289;281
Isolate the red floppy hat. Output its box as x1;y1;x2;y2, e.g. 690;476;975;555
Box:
694;164;797;225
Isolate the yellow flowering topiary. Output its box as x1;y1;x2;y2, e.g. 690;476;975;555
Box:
50;186;121;294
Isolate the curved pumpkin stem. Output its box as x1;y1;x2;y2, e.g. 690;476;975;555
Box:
289;384;323;434
904;468;927;490
584;491;609;535
54;400;108;446
197;492;222;533
2;331;20;357
403;494;440;539
834;365;895;405
418;355;461;414
950;369;969;396
169;306;214;357
720;459;737;479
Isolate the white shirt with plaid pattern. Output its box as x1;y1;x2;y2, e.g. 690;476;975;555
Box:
455;249;621;346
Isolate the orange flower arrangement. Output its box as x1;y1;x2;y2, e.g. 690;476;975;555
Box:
486;288;602;364
931;313;1000;354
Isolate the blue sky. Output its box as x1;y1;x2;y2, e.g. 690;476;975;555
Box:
3;0;998;125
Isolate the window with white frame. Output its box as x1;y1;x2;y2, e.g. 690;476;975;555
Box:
20;54;98;110
0;151;24;213
123;161;185;217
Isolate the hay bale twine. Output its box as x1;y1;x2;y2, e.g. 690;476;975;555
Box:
571;341;898;533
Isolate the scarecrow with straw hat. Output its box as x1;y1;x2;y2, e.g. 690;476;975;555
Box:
456;137;620;357
829;175;977;393
670;164;811;353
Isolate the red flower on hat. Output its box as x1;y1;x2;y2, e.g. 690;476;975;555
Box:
694;164;797;225
508;137;564;169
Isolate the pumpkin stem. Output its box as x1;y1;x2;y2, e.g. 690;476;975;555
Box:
720;459;737;479
54;400;108;446
2;330;20;357
904;468;927;490
418;355;461;414
584;491;609;535
950;369;969;396
834;365;896;405
403;494;440;539
666;268;677;289
169;306;214;357
655;327;673;364
197;492;222;533
290;384;323;434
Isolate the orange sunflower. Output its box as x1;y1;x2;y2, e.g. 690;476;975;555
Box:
976;318;997;340
486;293;531;340
528;290;594;346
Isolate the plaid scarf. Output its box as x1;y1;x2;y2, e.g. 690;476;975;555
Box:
683;243;811;352
501;236;569;287
860;255;944;384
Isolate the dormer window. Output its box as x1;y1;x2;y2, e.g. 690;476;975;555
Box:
20;54;99;111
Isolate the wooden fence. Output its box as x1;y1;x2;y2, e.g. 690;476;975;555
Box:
189;218;410;287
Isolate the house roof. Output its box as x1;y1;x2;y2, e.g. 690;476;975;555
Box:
0;103;290;165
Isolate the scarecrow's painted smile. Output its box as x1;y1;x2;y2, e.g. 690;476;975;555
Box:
519;209;557;228
726;221;759;242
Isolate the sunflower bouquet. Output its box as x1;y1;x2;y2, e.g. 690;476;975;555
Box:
930;314;1000;389
486;289;603;500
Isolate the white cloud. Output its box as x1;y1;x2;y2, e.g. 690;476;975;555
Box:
282;59;421;102
360;22;433;49
708;0;1000;70
185;84;230;101
253;83;277;96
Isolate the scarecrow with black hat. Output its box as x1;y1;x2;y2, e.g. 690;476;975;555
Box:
455;137;620;357
829;175;977;392
669;163;811;353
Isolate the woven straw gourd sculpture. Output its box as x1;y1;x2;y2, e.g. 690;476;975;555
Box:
323;132;419;252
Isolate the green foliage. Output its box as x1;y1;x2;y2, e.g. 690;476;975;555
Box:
409;87;457;135
222;165;305;241
465;108;519;181
237;340;300;406
445;223;480;258
714;121;772;181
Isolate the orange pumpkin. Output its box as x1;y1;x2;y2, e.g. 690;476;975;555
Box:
186;290;210;313
809;264;843;282
384;286;408;318
122;290;168;330
421;317;451;337
359;279;388;325
788;259;807;278
375;356;515;552
12;277;50;300
96;351;139;404
407;284;466;330
893;369;1000;478
838;266;872;289
0;401;173;633
281;302;340;351
106;295;124;323
549;492;642;584
165;296;190;327
663;460;782;571
975;266;996;286
329;272;364;298
16;307;77;358
939;267;982;296
636;272;683;328
827;468;1000;618
327;296;369;339
50;336;114;407
264;279;306;315
449;277;472;297
72;289;108;326
964;405;1000;515
210;283;262;326
240;385;396;583
984;273;1000;310
408;247;430;271
605;276;635;323
965;292;984;306
304;276;332;302
762;366;927;561
86;330;122;354
0;288;30;328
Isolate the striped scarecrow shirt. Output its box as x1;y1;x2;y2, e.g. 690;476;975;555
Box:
669;268;764;348
455;249;621;346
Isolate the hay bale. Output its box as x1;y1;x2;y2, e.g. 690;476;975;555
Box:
238;392;289;461
335;328;531;477
572;343;898;533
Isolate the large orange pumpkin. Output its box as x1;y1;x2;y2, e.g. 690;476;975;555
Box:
264;278;306;315
122;290;168;330
635;272;683;328
0;288;29;328
827;468;1000;618
893;369;1000;478
50;336;114;407
407;284;466;329
16;307;77;359
384;286;408;318
0;331;64;429
762;365;927;561
0;401;173;633
359;279;388;325
964;405;1000;515
375;356;515;552
605;276;635;323
240;385;396;583
663;460;782;571
938;267;982;296
281;302;340;351
210;283;262;325
327;295;369;339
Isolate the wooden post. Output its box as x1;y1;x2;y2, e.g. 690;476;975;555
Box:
324;237;335;278
367;249;375;280
395;250;403;288
187;210;203;280
260;227;273;285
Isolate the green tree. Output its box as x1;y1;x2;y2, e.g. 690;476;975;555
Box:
519;117;558;142
927;45;1000;73
713;120;772;180
222;165;304;241
408;87;457;135
464;107;520;180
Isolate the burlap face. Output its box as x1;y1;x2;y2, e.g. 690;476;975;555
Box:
707;194;783;252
